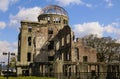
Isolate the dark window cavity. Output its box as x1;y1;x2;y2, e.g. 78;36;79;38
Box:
27;52;31;61
48;16;50;23
83;56;88;62
48;56;54;61
48;41;54;50
28;27;32;32
48;27;53;34
75;48;79;60
28;36;32;46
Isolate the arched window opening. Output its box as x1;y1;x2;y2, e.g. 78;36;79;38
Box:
48;16;50;23
28;27;32;32
75;48;79;60
53;17;61;23
48;41;54;50
67;34;70;43
28;36;32;46
48;27;53;34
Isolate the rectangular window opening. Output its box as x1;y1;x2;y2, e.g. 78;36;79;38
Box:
28;37;32;46
48;30;53;34
75;48;79;60
83;56;88;62
48;41;54;50
48;28;53;34
28;27;32;32
27;52;31;62
48;56;54;61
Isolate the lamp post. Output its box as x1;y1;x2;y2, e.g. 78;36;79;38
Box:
3;52;15;79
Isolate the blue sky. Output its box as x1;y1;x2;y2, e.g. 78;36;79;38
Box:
0;0;120;61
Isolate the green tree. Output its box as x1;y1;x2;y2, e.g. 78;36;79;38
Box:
9;57;16;68
82;34;120;62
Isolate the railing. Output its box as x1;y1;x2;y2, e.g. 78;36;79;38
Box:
32;72;120;79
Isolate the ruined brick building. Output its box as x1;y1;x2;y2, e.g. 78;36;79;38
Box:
17;5;97;76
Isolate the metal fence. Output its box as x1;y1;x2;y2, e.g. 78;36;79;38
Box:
37;72;120;79
1;72;119;79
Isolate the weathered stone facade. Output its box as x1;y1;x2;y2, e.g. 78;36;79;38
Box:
17;5;97;77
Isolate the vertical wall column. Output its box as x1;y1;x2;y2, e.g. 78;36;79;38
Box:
39;64;46;76
99;64;107;79
54;60;63;79
17;67;22;76
119;65;120;79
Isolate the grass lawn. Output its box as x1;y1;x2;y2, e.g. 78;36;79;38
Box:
0;76;57;79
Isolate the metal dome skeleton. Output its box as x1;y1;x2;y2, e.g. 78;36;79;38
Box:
41;5;68;17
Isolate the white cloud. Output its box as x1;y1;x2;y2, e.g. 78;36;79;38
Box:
0;41;10;53
0;21;6;29
55;0;82;6
55;0;115;8
73;22;104;37
104;25;115;33
105;0;113;7
0;41;17;62
104;23;120;39
85;3;93;8
0;0;18;12
0;41;17;53
0;0;9;12
55;0;93;7
10;0;18;3
9;7;42;27
73;22;120;41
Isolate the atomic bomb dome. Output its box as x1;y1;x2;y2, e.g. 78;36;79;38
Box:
38;5;68;24
17;5;98;78
41;5;68;17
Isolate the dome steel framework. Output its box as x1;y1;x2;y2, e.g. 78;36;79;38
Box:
42;5;68;16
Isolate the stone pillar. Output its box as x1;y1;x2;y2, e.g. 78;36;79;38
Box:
70;65;76;79
79;63;88;79
54;60;63;79
119;65;120;79
88;65;90;72
99;64;107;79
41;65;46;76
62;53;64;61
39;65;44;76
17;67;22;76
